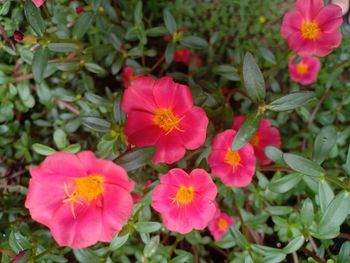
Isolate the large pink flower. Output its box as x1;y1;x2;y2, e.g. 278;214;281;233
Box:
25;151;134;249
152;168;217;234
233;116;281;166
208;129;256;187
32;0;45;7
281;0;343;56
288;55;321;85
122;76;208;164
208;210;235;240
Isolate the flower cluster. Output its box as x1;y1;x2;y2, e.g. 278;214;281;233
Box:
281;0;343;85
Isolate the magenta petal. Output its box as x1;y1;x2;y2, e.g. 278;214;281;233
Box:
32;0;45;7
152;184;178;213
315;5;343;33
295;0;324;19
314;31;342;56
153;132;186;164
281;10;303;38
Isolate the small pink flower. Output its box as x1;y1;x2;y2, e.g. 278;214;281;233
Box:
122;76;208;164
208;130;256;187
281;0;343;56
208;210;235;240
122;66;139;88
76;6;85;14
288;55;321;85
32;0;45;7
233;116;281;166
25;151;134;249
13;31;24;43
174;48;202;67
152;168;217;234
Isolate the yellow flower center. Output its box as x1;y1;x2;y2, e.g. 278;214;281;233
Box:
153;108;182;134
224;148;241;166
175;186;194;205
63;175;104;218
74;175;104;201
217;218;228;231
301;21;320;40
250;135;260;146
296;62;309;75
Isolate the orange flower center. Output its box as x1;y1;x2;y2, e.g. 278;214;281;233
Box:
74;175;104;201
217;218;228;231
224;148;241;166
175;186;194;205
153;108;182;133
296;62;309;75
250;135;260;146
63;175;104;218
301;21;320;40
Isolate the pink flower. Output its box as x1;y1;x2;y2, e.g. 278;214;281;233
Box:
13;31;24;43
208;210;235;240
122;76;208;164
152;168;217;234
288;55;321;85
208;130;256;187
281;0;343;56
25;151;134;249
174;48;202;67
122;66;139;88
233;116;281;166
32;0;45;7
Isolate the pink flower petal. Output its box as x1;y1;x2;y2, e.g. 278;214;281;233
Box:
32;0;45;7
153;132;186;164
315;5;343;33
281;10;303;38
295;0;324;19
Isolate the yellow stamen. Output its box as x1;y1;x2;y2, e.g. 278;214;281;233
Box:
301;21;320;40
296;62;309;75
217;218;228;231
153;108;183;134
174;186;194;205
224;149;241;167
63;175;104;218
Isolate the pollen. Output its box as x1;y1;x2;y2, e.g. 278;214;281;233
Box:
301;21;320;40
174;186;194;205
217;218;228;231
296;62;309;75
224;148;241;167
153;108;183;134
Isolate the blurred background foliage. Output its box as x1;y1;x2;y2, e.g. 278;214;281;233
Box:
1;0;350;262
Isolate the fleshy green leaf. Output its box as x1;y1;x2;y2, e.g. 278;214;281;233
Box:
81;116;111;132
283;153;325;177
48;43;80;53
163;9;177;34
32;46;49;83
313;126;337;164
242;52;265;103
32;143;57;156
231;110;263;151
134;222;162;233
268;173;302;193
109;233;129;251
264;146;285;165
24;0;46;36
268;92;315;112
283;236;304;254
115;147;156;171
72;11;95;39
180;36;208;49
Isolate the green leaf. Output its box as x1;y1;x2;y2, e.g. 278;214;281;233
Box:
258;47;276;64
134;222;162;233
165;42;176;64
115;147;156;171
283;236;304;254
266;206;293;216
62;144;81;154
143;235;159;258
214;65;240;81
261;253;286;263
134;1;143;23
180;36;208;49
268;173;302;193
84;63;107;75
9;232;33;254
163;9;177;34
81;116;111;132
73;249;100;263
72;11;95;39
242;52;265;103
300;198;314;226
48;43;80;53
344;144;350;176
231;110;263;151
229;227;249;249
109;233;129;251
268;92;315;112
283;153;325;177
338;241;350;263
171;250;193;263
318;191;350;233
24;0;46;36
313;126;337;164
53;129;68;150
112;94;125;123
32;46;49;83
32;143;56;156
146;26;168;37
264;146;285;165
318;180;334;213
